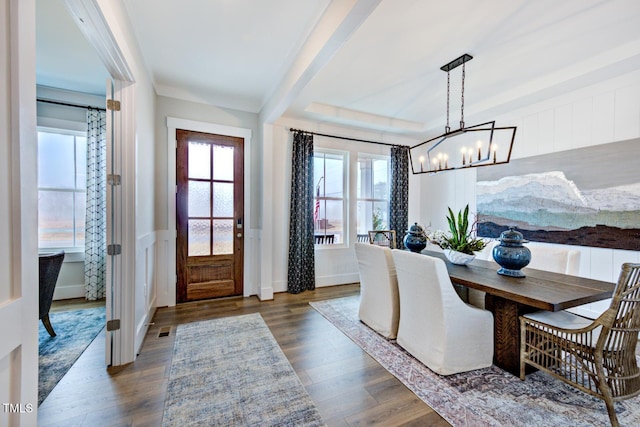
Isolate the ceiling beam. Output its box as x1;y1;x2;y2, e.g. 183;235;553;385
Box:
259;0;382;124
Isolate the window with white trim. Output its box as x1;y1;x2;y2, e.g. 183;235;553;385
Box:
37;128;87;250
313;150;347;245
357;155;390;234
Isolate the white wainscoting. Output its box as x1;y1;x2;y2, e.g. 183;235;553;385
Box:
134;231;158;355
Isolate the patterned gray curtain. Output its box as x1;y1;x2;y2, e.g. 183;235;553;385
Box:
287;131;315;294
85;108;107;300
389;145;410;249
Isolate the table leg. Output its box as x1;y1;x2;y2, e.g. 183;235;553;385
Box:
484;294;537;376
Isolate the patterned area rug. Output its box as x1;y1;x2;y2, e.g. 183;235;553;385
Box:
38;306;106;406
162;313;325;427
310;296;640;427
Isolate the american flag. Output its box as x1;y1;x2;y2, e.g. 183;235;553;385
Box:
314;177;323;222
314;184;320;222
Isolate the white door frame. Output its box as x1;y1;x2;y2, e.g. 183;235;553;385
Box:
164;117;253;306
1;0;38;424
62;0;136;366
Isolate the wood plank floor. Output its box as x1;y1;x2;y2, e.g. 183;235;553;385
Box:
38;284;450;427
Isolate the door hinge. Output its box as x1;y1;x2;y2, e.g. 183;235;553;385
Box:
106;319;121;331
107;174;121;185
107;99;121;111
107;244;121;255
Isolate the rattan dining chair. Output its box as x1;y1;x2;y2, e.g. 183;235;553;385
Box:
368;230;396;249
520;262;640;427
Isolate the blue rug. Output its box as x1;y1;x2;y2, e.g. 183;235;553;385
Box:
38;306;106;406
162;313;325;426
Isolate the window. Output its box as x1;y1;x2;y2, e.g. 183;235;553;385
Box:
313;150;347;245
357;155;389;234
38;129;87;250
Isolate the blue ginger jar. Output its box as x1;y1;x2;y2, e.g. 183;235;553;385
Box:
403;223;427;253
492;227;531;278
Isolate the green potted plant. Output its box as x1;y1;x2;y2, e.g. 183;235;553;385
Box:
428;204;486;265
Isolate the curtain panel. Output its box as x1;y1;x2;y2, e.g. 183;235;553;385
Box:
389;145;410;249
85;108;107;300
287;131;316;294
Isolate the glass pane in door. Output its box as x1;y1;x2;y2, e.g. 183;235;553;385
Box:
188;219;210;256
188;181;210;218
212;182;233;217
212;220;233;254
213;145;233;181
189;142;210;179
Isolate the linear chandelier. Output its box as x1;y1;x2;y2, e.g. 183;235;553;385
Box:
409;54;517;174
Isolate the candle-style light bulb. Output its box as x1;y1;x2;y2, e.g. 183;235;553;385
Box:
492;145;498;163
443;153;449;169
477;140;482;161
419;156;425;172
461;147;466;166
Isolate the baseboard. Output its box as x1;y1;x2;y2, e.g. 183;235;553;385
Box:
273;273;360;293
53;284;85;300
315;272;360;287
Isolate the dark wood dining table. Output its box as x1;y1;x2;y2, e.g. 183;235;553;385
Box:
421;249;616;376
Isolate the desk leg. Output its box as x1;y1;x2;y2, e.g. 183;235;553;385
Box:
485;294;536;376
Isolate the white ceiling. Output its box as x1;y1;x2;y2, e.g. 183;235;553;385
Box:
37;0;640;138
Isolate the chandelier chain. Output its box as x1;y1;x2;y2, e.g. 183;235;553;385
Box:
446;71;450;132
460;63;465;128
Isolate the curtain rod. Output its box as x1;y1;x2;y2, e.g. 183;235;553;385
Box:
289;128;399;148
37;98;106;112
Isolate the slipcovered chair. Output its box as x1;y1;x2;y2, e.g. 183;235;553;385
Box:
527;245;580;275
391;250;494;375
520;263;640;427
354;242;399;339
39;251;65;337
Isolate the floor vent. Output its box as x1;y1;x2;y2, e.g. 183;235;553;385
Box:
158;326;171;338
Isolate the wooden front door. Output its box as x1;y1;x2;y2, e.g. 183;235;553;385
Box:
176;130;244;302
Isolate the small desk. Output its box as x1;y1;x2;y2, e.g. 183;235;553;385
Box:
421;250;615;375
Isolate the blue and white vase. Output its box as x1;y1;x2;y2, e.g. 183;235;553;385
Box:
492;227;531;277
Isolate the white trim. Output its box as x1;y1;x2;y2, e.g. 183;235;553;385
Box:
61;0;134;82
37;119;87;133
2;0;39;421
165;117;253;306
259;125;274;301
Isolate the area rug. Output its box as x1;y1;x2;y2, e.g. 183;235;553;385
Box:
162;313;325;427
310;296;640;427
38;306;106;405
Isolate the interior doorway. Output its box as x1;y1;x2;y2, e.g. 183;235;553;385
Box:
176;130;245;302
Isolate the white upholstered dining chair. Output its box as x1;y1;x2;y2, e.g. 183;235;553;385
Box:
354;242;400;339
527;244;580;275
391;250;494;375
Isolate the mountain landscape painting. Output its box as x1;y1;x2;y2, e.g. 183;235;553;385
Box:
476;139;640;251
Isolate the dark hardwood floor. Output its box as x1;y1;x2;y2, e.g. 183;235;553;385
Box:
38;284;450;426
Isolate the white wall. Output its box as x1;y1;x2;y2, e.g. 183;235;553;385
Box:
420;70;640;318
261;118;419;295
